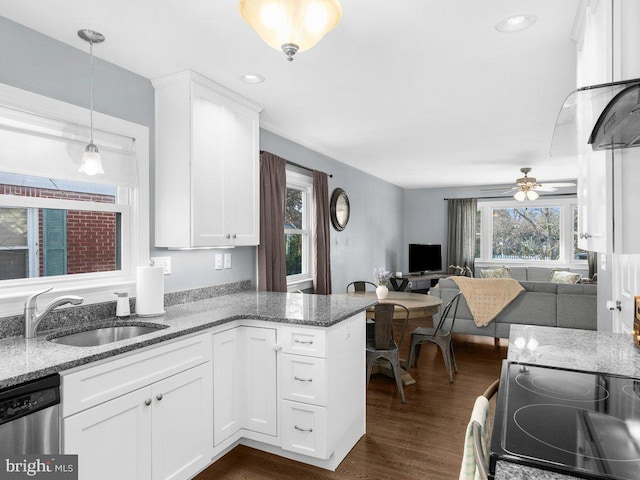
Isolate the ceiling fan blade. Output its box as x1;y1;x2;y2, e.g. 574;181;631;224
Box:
480;186;518;191
535;185;558;192
543;182;576;187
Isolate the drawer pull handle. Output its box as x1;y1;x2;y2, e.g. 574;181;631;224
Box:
156;393;163;401
144;399;152;406
294;376;313;382
294;339;314;345
294;425;314;433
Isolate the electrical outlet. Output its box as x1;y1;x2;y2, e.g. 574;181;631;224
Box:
214;254;223;270
224;253;231;269
150;256;171;275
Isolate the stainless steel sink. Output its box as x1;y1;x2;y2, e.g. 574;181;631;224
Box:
48;324;167;347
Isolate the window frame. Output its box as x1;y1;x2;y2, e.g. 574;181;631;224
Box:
0;83;149;317
476;197;585;268
284;169;314;292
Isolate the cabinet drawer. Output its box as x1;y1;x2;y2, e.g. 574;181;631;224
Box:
281;400;327;459
281;354;326;406
62;333;212;417
281;326;326;358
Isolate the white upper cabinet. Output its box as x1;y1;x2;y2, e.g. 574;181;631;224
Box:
153;70;262;248
574;0;640;254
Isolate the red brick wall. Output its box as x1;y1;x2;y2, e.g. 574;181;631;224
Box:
2;184;117;275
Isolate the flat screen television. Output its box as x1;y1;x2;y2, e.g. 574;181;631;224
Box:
408;244;442;274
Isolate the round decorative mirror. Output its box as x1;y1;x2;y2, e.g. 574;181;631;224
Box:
330;188;350;231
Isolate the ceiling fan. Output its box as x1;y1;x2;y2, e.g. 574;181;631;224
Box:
482;167;576;201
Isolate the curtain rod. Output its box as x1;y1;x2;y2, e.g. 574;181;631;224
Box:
260;150;333;178
444;193;577;200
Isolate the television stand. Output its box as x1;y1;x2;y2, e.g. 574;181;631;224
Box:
394;272;452;294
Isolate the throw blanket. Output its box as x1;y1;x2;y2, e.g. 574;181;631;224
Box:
459;396;490;480
451;277;524;327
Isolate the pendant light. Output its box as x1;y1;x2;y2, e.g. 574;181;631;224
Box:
239;0;342;61
78;29;105;176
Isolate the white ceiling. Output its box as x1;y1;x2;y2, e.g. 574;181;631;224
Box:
0;0;582;189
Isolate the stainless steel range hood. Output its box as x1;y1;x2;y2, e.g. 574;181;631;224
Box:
550;78;640;156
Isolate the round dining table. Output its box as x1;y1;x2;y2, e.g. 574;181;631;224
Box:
343;290;442;320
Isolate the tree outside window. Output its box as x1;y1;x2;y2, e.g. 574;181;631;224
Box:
492;207;560;261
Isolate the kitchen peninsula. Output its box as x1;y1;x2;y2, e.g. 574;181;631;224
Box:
492;325;640;480
0;291;376;480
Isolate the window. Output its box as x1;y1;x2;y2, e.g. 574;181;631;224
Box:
285;169;313;290
476;198;584;266
0;83;149;316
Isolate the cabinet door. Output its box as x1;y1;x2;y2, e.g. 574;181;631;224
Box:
191;83;227;247
613;148;640;254
226;102;260;246
151;363;213;480
577;150;612;253
212;327;242;445
63;387;152;480
243;327;277;436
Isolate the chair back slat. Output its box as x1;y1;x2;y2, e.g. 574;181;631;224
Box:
346;281;377;293
373;303;409;350
389;277;409;292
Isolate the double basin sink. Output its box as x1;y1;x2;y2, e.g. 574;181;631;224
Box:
48;323;168;347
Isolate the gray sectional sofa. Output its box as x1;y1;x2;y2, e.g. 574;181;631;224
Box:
430;277;597;339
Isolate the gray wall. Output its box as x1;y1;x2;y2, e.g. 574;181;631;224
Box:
0;17;404;295
0;16;255;293
404;185;578;273
261;131;404;292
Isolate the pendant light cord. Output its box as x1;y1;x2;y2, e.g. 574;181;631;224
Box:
89;40;94;145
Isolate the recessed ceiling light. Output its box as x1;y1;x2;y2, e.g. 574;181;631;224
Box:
495;13;537;33
240;74;265;84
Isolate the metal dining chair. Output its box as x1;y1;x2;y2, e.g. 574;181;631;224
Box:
366;303;410;403
345;281;377;293
407;292;461;382
389;277;409;292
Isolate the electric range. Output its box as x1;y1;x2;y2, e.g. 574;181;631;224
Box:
490;361;640;480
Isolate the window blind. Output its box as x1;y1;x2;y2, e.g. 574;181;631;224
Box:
0;104;138;187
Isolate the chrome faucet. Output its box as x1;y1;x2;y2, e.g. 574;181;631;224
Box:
24;287;84;339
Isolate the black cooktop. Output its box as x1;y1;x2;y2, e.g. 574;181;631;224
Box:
490;361;640;480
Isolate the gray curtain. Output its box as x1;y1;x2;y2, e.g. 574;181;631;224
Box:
446;198;477;275
258;152;287;292
313;171;332;294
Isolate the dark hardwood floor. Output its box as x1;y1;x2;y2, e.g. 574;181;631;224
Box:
195;331;507;480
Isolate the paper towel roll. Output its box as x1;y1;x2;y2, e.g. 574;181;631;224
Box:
136;266;165;317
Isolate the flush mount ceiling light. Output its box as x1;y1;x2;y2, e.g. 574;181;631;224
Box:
78;29;105;176
240;73;266;84
495;13;537;33
239;0;342;61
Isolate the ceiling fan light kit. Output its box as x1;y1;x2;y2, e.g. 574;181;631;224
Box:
239;0;342;61
482;167;575;201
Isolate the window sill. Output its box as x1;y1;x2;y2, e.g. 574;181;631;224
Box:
287;276;313;293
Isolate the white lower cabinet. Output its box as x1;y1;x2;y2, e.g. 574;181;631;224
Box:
212;325;277;446
61;334;213;480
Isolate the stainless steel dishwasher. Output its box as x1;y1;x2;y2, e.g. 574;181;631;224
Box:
0;374;60;455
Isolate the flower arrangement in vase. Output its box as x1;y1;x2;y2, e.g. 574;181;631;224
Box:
373;266;391;300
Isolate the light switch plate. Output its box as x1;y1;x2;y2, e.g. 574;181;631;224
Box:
224;253;231;269
151;256;171;275
214;254;223;270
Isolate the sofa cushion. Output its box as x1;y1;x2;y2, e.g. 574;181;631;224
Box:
479;267;511;278
550;270;582;284
495;289;557;327
557;283;597;329
527;266;568;282
506;267;527;282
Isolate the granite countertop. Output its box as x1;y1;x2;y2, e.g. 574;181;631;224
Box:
0;291;375;389
507;324;640;378
494;324;640;480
